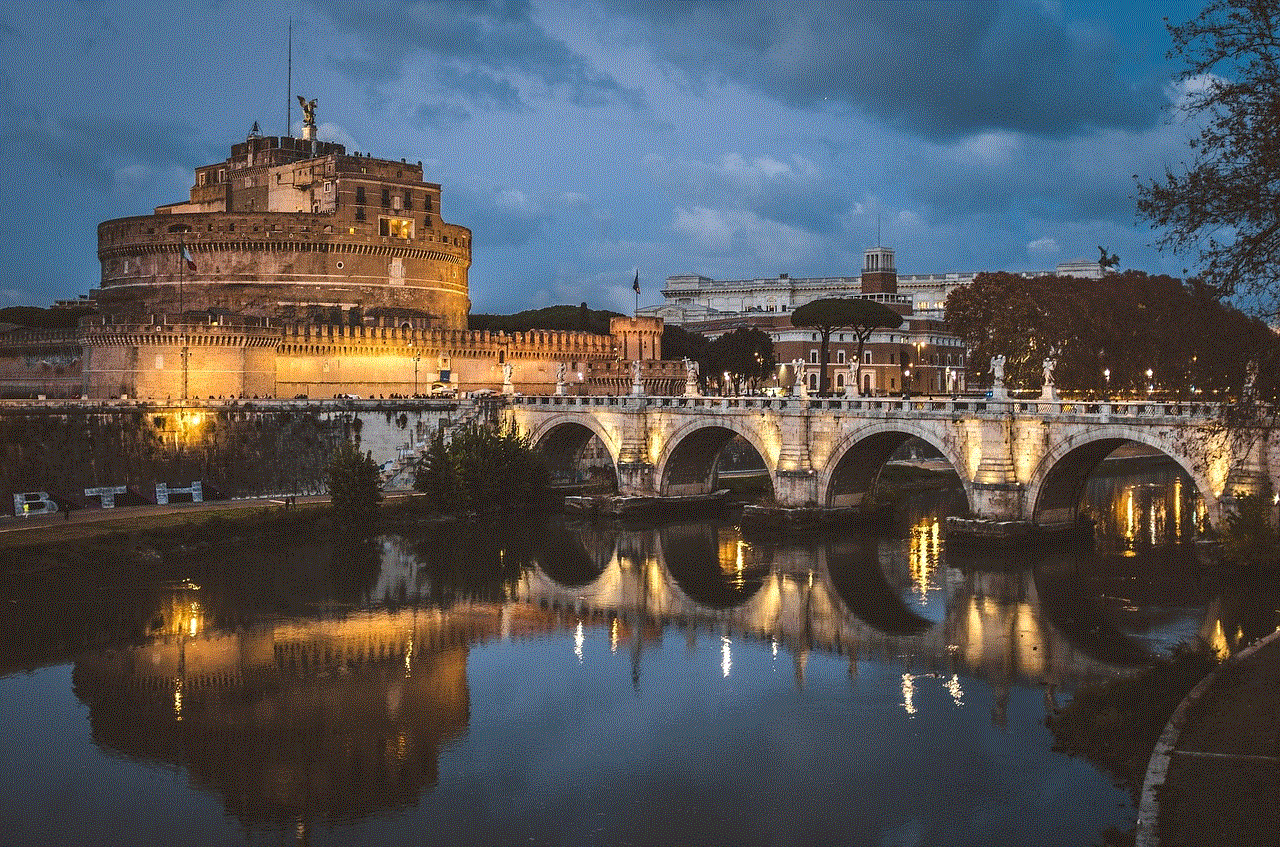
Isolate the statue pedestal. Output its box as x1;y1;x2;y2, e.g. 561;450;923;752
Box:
1040;384;1058;401
555;381;565;396
684;380;699;397
502;381;514;396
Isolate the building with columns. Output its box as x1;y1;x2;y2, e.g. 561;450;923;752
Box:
645;247;968;396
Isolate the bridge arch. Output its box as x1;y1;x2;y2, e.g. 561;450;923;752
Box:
519;412;620;485
654;417;776;497
815;420;970;511
1024;427;1220;526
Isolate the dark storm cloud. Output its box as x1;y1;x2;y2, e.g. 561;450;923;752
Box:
314;0;642;110
617;0;1162;140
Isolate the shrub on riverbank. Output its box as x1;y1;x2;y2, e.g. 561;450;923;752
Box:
326;441;383;531
413;420;549;513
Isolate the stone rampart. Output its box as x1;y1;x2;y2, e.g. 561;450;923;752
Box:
0;398;470;513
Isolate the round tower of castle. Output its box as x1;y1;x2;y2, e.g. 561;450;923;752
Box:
95;116;471;329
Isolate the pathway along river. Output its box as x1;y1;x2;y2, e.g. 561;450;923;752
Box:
2;457;1277;847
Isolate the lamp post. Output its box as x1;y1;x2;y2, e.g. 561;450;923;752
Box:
1146;368;1153;396
412;348;421;396
1103;368;1110;394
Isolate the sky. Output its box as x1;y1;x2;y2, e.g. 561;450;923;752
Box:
0;0;1211;315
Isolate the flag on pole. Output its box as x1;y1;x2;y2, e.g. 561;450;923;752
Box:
632;271;640;294
181;243;197;272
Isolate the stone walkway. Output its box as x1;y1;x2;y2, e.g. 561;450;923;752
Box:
1139;628;1280;847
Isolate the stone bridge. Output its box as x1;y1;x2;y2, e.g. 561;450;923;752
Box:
507;394;1274;529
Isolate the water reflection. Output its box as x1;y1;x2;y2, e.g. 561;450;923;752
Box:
1085;458;1205;554
4;457;1278;846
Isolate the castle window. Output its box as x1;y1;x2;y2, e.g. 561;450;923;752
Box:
403;191;413;210
381;188;390;207
198;172;206;186
355;186;366;205
218;168;225;182
424;214;432;228
355;208;365;221
324;181;332;193
379;217;413;239
425;195;433;212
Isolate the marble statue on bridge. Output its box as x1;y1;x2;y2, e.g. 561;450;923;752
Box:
502;362;514;395
683;358;700;398
990;354;1007;400
1041;353;1058;401
555;361;567;396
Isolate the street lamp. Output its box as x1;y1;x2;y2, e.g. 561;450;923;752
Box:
1145;367;1153;396
412;348;421;396
1103;368;1110;393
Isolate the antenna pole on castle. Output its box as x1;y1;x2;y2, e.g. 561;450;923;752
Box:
287;19;293;136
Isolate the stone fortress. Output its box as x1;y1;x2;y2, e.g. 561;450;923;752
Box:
1;101;664;400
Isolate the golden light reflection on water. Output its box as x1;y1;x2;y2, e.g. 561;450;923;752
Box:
908;517;943;604
1099;470;1199;554
721;636;732;678
901;673;916;716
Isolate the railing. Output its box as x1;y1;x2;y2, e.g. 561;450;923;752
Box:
506;393;1225;421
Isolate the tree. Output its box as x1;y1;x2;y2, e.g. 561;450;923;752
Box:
702;327;776;393
413;419;549;512
661;323;709;363
791;298;903;396
1136;0;1280;320
326;440;383;530
944;270;1280;398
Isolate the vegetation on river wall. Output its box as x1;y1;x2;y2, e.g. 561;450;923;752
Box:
0;408;354;506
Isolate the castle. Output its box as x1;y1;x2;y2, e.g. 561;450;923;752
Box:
0;103;663;400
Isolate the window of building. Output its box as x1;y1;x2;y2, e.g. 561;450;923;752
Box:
218;168;225;182
198;172;206;186
355;207;365;221
404;191;413;210
425;195;434;212
863;351;872;364
889;353;895;364
379;217;414;238
381;188;390;207
424;214;432;228
355;186;366;205
837;350;846;364
324;181;332;193
808;373;818;390
809;350;819;364
836;373;845;388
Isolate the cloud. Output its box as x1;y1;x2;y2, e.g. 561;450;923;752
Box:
461;187;551;248
1027;236;1059;256
615;1;1163;141
672;205;818;264
314;0;643;113
646;152;848;236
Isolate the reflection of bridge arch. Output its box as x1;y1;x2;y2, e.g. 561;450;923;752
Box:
815;421;969;511
655;418;774;497
1025;428;1218;525
526;414;620;482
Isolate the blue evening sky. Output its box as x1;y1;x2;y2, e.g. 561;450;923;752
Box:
1;1;1208;315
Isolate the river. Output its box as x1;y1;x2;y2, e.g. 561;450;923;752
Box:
1;458;1276;846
